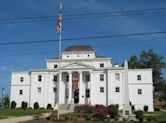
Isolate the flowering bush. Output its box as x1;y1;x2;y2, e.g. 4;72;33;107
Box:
107;104;119;119
92;106;108;120
74;104;95;113
74;104;119;121
94;104;105;109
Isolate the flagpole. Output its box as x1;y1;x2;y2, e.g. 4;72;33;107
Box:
57;2;62;120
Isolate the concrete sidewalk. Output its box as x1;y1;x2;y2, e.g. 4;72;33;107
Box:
0;110;72;123
0;113;50;123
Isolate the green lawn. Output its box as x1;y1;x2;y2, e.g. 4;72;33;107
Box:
144;111;166;122
0;109;50;117
26;120;127;123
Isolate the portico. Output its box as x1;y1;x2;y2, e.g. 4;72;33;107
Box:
58;67;93;105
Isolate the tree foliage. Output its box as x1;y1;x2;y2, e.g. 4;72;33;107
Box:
3;95;10;108
128;49;166;91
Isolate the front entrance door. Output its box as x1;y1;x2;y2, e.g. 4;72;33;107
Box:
72;72;79;103
74;89;79;104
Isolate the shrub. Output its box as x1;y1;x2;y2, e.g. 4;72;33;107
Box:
11;101;16;109
85;115;91;121
154;106;160;111
46;116;51;120
107;104;119;119
74;104;94;113
94;104;105;109
34;102;39;109
131;105;135;112
134;110;144;122
143;105;148;112
21;101;28;110
93;106;108;120
47;104;52;110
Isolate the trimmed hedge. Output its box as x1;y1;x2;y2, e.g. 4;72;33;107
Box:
47;104;52;110
11;101;17;109
34;102;39;109
21;101;28;110
143;105;148;112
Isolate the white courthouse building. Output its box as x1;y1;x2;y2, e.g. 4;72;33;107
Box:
10;45;154;111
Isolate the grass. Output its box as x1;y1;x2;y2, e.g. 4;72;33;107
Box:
25;120;127;123
0;108;50;117
144;111;166;122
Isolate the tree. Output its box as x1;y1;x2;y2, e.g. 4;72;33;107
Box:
128;55;142;69
128;49;166;91
140;49;166;87
3;95;10;108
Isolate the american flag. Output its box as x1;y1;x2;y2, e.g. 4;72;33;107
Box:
56;10;62;33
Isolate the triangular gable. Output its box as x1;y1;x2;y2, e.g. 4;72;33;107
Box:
60;62;94;69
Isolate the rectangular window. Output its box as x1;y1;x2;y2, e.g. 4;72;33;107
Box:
53;75;57;82
137;75;141;80
20;77;24;82
54;64;58;68
86;75;90;82
100;87;104;93
38;75;42;82
115;73;120;80
86;89;90;98
38;87;41;93
53;87;57;93
100;63;104;68
100;74;104;81
138;89;142;95
19;90;23;95
115;87;120;92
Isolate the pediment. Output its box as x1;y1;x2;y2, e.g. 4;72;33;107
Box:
61;62;94;69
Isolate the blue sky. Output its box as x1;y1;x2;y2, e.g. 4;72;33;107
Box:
0;0;166;95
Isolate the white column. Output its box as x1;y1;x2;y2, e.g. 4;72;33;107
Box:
68;72;72;104
90;71;93;105
79;71;83;104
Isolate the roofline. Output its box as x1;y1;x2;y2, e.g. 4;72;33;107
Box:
12;71;30;74
46;57;112;62
11;68;153;73
63;51;95;53
128;68;153;71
